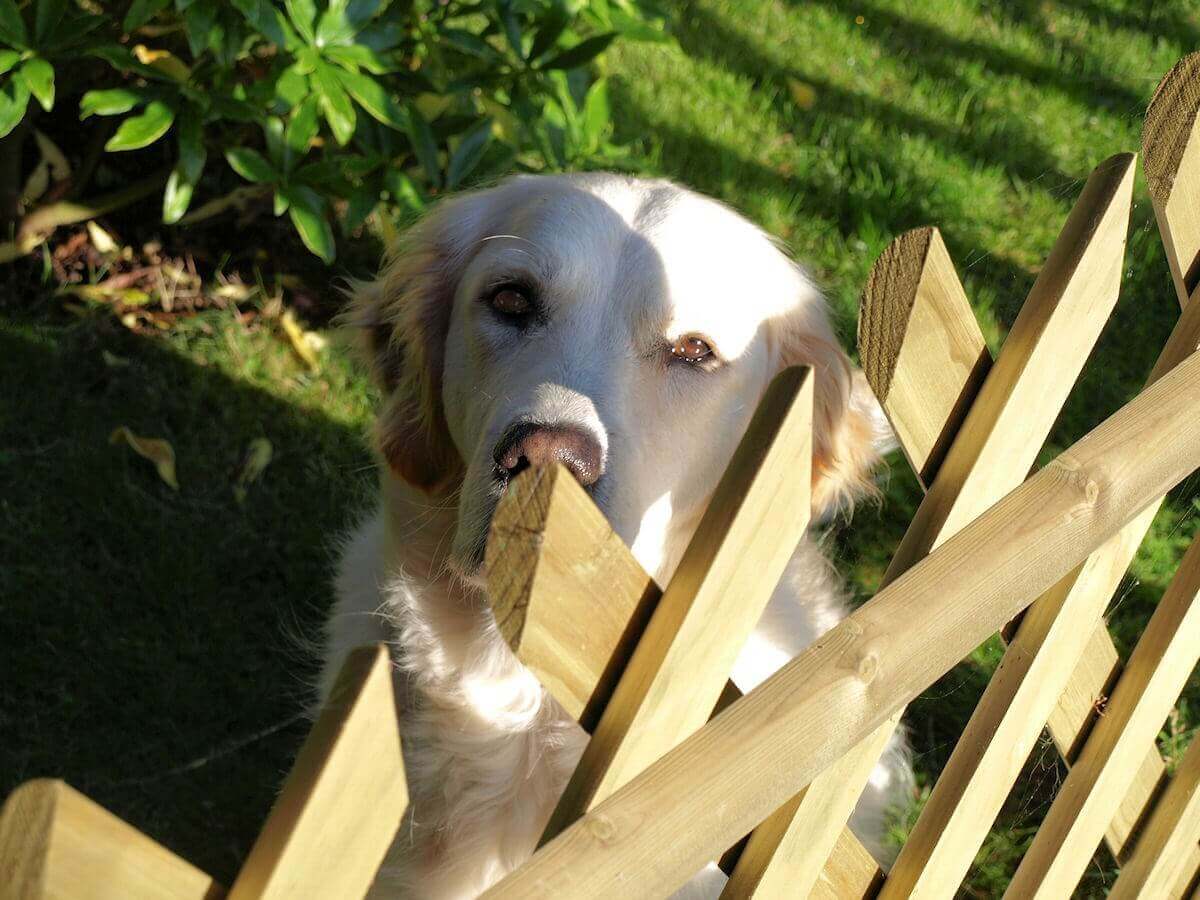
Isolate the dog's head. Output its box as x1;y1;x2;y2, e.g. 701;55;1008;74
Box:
349;174;883;582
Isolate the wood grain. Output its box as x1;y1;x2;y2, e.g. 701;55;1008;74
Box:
859;226;990;486
1006;532;1200;898
1144;51;1200;306
228;644;406;900
485;464;661;730
0;779;222;900
1110;731;1200;899
483;347;1200;900
540;367;814;842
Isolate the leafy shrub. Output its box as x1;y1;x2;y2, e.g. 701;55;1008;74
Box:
0;0;666;262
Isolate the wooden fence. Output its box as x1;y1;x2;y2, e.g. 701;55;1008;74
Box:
6;52;1200;900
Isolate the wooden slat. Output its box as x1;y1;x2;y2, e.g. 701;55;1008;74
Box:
882;196;1200;897
484;347;1200;900
0;779;222;900
858;226;990;486
228;644;406;900
774;153;1135;891
1110;732;1200;899
1144;51;1200;307
1006;532;1200;897
485;464;661;730
810;827;886;900
720;712;899;898
540;367;814;842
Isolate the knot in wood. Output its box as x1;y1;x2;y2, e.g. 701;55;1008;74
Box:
586;813;617;844
856;650;879;685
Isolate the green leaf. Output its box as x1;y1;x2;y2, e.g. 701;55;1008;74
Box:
581;77;609;149
262;115;286;169
0;77;29;139
224;147;278;183
495;0;522;58
284;0;316;44
80;87;149;118
528;0;570;62
335;66;404;129
440;28;502;62
0;0;27;48
163;115;206;223
183;0;218;58
273;189;288;215
538;32;616;70
123;0;171;32
0;49;19;76
383;167;424;212
35;0;67;43
232;0;293;48
404;103;440;187
323;43;393;73
445;118;492;190
315;3;355;47
105;99;175;150
312;61;355;145
356;19;402;51
17;58;55;112
282;184;334;263
284;94;319;162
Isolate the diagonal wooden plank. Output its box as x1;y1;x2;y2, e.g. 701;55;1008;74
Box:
1144;51;1200;307
1006;531;1200;897
539;366;814;842
881;219;1200;898
484;464;661;732
757;153;1136;893
484;465;881;892
1109;728;1200;899
0;779;223;900
228;644;406;900
484;346;1200;900
858;226;991;487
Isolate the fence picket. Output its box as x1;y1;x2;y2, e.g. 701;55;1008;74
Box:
0;780;221;900
228;644;406;900
1143;51;1200;307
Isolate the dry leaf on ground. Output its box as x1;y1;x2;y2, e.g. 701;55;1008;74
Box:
233;438;274;503
109;426;179;490
280;309;322;370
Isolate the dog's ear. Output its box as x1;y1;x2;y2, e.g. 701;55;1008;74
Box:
344;195;487;494
774;283;885;520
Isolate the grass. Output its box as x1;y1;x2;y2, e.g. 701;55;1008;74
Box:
3;0;1200;894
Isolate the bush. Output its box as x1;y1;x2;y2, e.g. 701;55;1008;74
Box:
0;0;666;262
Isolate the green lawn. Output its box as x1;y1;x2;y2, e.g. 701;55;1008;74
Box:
3;1;1199;895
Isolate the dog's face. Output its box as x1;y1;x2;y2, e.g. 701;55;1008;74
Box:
354;174;880;582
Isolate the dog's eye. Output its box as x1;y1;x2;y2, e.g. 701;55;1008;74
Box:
672;335;713;363
490;288;532;317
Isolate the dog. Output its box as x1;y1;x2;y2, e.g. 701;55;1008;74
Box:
317;173;913;898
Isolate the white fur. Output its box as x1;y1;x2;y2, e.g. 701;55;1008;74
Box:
318;174;913;898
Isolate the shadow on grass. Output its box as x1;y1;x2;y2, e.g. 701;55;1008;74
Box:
0;312;374;882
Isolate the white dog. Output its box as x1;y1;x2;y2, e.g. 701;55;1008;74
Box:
318;173;913;898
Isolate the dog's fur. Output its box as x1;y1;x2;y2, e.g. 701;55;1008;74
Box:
318;173;913;898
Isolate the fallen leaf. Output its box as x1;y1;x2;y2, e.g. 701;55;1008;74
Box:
86;221;120;255
109;426;179;490
233;437;274;503
787;78;818;110
57;284;152;306
34;130;70;181
101;350;131;368
280;308;321;370
133;44;191;81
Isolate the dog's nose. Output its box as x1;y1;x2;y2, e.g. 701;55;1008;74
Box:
493;423;603;487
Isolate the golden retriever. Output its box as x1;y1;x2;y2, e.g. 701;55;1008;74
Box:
318;173;912;898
